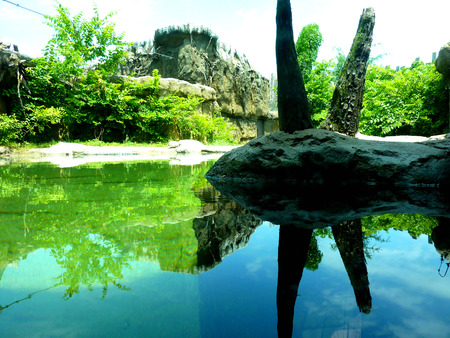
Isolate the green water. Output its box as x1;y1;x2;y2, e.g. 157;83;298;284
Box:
0;160;449;337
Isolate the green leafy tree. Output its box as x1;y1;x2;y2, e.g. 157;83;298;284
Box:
295;23;323;83
304;60;335;127
43;2;129;76
294;24;333;126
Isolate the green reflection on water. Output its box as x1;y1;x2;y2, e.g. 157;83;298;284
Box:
0;160;214;298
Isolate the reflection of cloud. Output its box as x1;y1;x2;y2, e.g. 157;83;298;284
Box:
374;285;425;310
390;318;449;338
368;233;450;301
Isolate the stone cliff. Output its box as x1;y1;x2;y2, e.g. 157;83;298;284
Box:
0;43;33;115
120;26;277;141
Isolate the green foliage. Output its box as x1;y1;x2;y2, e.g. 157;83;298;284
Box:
360;62;448;136
0;113;24;144
305;60;335;127
362;213;438;238
0;3;236;145
43;2;130;76
296;23;323;83
0;160;212;297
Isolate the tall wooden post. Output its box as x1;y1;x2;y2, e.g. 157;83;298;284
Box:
276;0;313;133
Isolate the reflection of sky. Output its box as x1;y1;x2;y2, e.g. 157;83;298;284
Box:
2;224;450;337
299;229;450;337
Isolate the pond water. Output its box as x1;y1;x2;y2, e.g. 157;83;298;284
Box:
0;160;449;337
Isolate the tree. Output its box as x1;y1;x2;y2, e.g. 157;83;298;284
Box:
43;1;129;76
320;8;375;136
295;23;323;83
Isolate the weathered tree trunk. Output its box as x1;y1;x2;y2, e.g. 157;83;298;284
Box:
276;0;313;132
320;8;375;136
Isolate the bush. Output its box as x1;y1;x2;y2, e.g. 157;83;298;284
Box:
360;62;448;136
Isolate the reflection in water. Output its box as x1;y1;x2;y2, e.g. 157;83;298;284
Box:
207;175;448;336
276;220;372;337
277;226;313;338
432;218;450;277
1;160;449;336
332;220;371;314
193;186;262;272
0;161;262;309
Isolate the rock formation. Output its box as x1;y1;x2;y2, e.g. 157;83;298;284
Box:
205;129;450;227
0;43;33;115
119;26;275;141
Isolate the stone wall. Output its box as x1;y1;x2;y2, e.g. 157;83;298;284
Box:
120;26;278;141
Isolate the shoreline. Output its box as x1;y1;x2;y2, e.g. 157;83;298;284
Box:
0;140;240;168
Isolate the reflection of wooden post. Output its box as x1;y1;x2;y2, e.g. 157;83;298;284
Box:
320;8;375;136
332;219;372;314
277;225;313;337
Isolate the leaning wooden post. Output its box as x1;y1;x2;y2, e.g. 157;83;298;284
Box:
320;8;375;136
276;0;313;133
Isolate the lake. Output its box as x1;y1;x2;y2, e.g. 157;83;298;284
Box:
0;159;449;337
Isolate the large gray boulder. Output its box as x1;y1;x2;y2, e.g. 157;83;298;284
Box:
205;129;450;227
206;129;450;185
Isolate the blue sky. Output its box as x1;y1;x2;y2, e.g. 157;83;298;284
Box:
1;0;449;78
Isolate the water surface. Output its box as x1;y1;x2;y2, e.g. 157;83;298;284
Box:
0;160;449;337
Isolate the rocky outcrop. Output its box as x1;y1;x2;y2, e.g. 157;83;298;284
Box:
119;75;219;116
0;43;33;115
120;26;276;141
205;129;450;227
435;42;450;130
206;129;450;185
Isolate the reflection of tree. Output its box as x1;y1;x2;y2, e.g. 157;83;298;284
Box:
0;160;215;298
277;225;313;338
277;220;372;337
305;234;322;271
51;235;131;300
362;213;438;238
332;219;371;314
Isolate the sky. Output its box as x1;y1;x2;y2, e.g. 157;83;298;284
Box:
1;0;449;78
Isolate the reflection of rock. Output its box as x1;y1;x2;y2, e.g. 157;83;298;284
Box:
193;185;263;272
206;177;450;228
